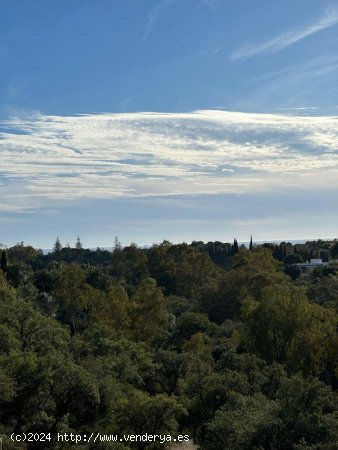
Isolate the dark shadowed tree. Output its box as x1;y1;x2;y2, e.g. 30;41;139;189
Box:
53;237;62;253
1;251;8;273
75;236;83;249
330;241;338;259
231;239;239;255
114;236;122;252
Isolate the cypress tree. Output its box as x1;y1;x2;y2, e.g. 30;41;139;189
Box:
232;238;239;255
249;236;253;250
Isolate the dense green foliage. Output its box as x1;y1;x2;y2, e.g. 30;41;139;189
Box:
0;239;338;449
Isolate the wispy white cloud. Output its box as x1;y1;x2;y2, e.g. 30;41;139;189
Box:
199;0;220;11
0;110;338;213
143;0;178;40
235;55;338;111
231;7;338;60
5;79;26;99
143;0;218;40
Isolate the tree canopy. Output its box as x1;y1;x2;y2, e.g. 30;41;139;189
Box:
0;238;338;449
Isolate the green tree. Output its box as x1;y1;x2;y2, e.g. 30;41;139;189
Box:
200;247;284;323
53;265;99;333
241;284;311;364
113;236;122;252
53;237;62;253
7;243;42;265
1;250;8;273
231;239;239;255
173;312;220;348
148;242;220;300
129;278;168;343
75;236;83;249
284;253;303;264
111;389;186;448
241;283;338;376
0;352;99;435
276;376;338;449
110;243;149;288
91;284;130;332
203;392;280;450
330;241;338;259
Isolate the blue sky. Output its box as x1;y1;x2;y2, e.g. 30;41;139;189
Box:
0;0;338;248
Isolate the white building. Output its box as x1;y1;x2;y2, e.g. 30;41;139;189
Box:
295;258;328;270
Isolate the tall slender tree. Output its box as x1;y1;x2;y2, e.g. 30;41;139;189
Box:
231;238;239;255
249;236;253;250
1;251;8;273
114;236;122;252
53;237;62;253
75;236;83;249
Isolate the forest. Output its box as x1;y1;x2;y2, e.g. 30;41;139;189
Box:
1;237;338;449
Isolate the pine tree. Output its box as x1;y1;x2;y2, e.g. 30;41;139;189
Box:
1;251;8;273
53;237;62;252
75;236;83;249
113;236;122;252
249;236;253;250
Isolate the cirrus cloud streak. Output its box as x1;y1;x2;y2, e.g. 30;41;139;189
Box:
231;7;338;60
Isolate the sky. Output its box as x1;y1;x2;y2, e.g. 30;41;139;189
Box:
0;0;338;248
